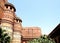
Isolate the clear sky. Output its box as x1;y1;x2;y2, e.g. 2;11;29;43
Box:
8;0;60;35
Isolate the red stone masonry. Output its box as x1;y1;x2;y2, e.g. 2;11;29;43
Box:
22;27;41;38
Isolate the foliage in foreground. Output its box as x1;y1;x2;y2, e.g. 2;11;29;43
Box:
28;35;55;43
0;28;11;43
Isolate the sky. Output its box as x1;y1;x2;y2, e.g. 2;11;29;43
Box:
8;0;60;35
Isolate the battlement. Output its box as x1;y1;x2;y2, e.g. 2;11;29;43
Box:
4;2;16;12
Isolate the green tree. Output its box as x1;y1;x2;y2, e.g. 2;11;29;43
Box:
0;28;11;43
28;35;55;43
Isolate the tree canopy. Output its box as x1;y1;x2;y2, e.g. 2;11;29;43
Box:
0;28;11;43
28;35;56;43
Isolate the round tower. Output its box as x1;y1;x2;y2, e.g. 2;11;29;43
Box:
14;17;22;32
12;17;22;43
0;1;22;43
1;2;16;39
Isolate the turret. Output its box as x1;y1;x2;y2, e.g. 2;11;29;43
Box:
2;2;16;22
12;17;22;43
1;2;16;40
0;1;22;43
14;17;22;32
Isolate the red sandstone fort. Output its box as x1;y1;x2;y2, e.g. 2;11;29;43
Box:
0;0;41;43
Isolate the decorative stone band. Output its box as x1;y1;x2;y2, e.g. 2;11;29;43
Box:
3;10;15;14
1;19;13;25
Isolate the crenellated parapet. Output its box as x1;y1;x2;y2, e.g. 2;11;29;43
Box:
2;2;16;22
4;2;16;12
14;16;22;32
